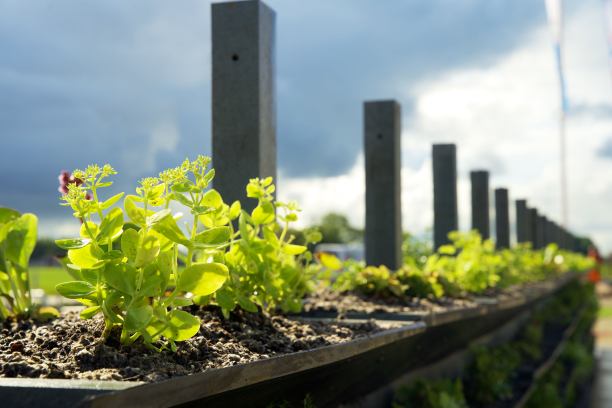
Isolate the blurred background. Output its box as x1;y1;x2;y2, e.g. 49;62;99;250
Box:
1;0;611;260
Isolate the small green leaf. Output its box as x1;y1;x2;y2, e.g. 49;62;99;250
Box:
251;202;275;225
163;310;200;341
171;192;192;207
80;221;98;239
215;287;237;311
178;262;229;296
172;298;194;307
80;305;101;319
104;263;137;294
68;245;103;269
100;250;124;260
238;296;258;313
125;304;153;331
282;244;307;255
97;207;124;243
0;207;20;224
148;210;190;246
135;234;160;267
319;253;343;270
156;250;174;287
56;281;96;299
121;228;139;262
194;226;231;246
438;245;456;255
171;181;193;193
139;264;165;297
5;213;38;268
203;168;215;186
229;201;241;220
202;189;223;209
125;195;153;226
239;212;251;242
55;238;91;250
99;192;125;210
36;306;60;321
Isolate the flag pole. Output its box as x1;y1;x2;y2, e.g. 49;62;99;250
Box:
545;0;569;228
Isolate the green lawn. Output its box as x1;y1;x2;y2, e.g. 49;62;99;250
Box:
599;305;612;319
29;266;72;295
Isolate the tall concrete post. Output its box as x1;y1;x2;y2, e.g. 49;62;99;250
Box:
551;221;560;246
537;215;547;249
432;144;458;250
516;199;528;244
543;218;551;246
528;207;538;248
364;100;402;269
470;170;490;239
212;0;276;210
495;188;510;249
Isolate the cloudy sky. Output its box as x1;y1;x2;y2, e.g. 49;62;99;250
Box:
1;0;612;251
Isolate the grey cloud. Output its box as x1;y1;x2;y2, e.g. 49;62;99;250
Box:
570;102;612;118
597;138;612;159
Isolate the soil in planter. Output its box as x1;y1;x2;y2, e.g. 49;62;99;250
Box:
302;288;475;317
0;306;383;383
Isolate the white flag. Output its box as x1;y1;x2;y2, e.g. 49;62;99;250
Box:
544;0;563;44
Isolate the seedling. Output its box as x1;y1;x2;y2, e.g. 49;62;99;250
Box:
0;207;58;320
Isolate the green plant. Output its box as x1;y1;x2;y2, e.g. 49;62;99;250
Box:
211;177;322;316
393;378;468;408
55;157;322;349
55;159;232;350
0;208;37;319
331;262;405;297
402;231;433;268
464;344;521;405
424;231;503;294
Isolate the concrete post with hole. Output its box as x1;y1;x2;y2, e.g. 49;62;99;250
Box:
432;144;458;250
470;170;490;239
516;199;528;244
211;0;276;210
364;100;402;269
495;188;510;249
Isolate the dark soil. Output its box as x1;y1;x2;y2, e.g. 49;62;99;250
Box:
0;306;382;382
302;289;476;317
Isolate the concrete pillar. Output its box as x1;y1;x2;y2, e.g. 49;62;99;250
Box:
551;221;560;246
495;188;510;249
528;207;538;248
364;100;402;269
537;215;547;249
559;227;567;249
212;0;276;210
470;170;490;239
515;199;528;244
543;218;552;246
432;144;458;250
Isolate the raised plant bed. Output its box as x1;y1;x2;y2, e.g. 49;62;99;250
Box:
300;273;577;326
0;274;579;408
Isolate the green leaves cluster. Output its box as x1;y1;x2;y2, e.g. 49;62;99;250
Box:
325;230;594;299
394;281;596;408
56;157;321;349
213;177;323;316
0;208;39;319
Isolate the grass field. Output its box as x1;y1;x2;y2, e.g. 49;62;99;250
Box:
29;266;72;295
599;304;612;319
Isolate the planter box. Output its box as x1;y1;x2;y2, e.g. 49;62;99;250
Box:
0;274;578;408
299;273;577;326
